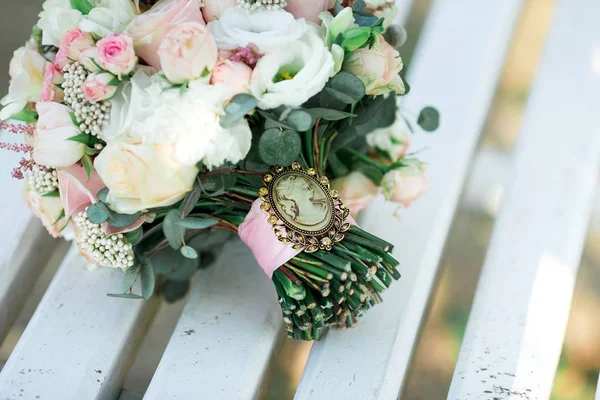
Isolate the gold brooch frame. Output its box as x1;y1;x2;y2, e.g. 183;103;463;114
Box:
258;162;351;253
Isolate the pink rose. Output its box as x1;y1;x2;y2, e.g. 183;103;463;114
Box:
126;0;205;70
381;159;428;207
202;0;237;22
82;72;118;103
331;171;379;216
96;34;137;78
55;28;95;69
40;62;64;102
286;0;329;24
210;55;252;96
158;22;218;84
342;35;405;95
33;102;85;168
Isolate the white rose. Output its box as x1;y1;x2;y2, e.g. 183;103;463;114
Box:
207;8;307;53
0;44;47;120
94;139;199;214
79;0;138;39
250;28;334;109
366;116;410;161
37;0;83;46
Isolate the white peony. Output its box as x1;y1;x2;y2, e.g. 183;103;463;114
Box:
0;43;47;120
38;0;138;46
250;27;334;109
104;70;252;169
207;8;307;53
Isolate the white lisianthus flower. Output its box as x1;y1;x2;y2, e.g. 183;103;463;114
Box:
0;43;47;120
366;116;410;161
38;0;83;46
319;7;356;72
104;70;252;169
250;28;335;109
207;8;307;52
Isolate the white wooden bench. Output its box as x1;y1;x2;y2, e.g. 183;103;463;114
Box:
1;0;599;399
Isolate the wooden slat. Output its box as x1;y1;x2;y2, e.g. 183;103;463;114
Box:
0;246;155;399
0;126;57;343
295;1;523;399
448;0;600;398
143;240;282;400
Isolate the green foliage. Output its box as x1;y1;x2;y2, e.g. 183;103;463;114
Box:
106;293;144;299
97;187;109;202
81;153;94;179
163;209;185;249
175;217;219;230
42;191;60;198
106;210;141;228
200;171;237;196
124;227;143;246
152;247;199;281
259;128;302;166
162;280;190;303
87;203;110;224
285;109;313;132
417;106;440;132
71;0;94;14
240;144;271;173
179;179;201;217
68;133;102;147
121;263;141;293
10;108;38;123
180;246;198;259
305;108;356;121
220;93;257;128
141;259;155;300
328;72;366;104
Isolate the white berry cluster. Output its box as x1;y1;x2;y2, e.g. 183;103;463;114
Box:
62;62;111;137
238;0;287;11
74;209;135;270
28;165;59;194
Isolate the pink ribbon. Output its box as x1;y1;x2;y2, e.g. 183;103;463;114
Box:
239;199;356;278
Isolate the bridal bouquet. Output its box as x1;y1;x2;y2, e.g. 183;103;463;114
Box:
0;0;438;341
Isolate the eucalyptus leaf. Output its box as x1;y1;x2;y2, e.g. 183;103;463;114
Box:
97;187;109;202
330;72;366;102
180;246;198;259
152;247;200;281
179;179;201;217
175;217;219;230
220;93;257;128
106;210;142;228
306;108;357;121
162;280;191;303
106;293;144;299
258;128;301;166
124;227;143;246
417;106;440;132
163;209;185;249
324;87;355;104
284;110;313;132
87;203;109;224
201;172;237;196
121;263;141;293
141;260;155;300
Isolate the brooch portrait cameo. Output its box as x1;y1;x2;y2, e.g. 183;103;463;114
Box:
258;162;351;252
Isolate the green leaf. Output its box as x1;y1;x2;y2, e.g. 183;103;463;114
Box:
68;133;102;146
187;229;232;252
284;110;313;132
163;209;185;249
81;153;94;179
417;106;440;132
179;179;202;218
220;93;257;128
306;108;357;121
341;27;372;51
106;210;141;228
200;172;237;196
162;280;191;303
70;0;94;15
51;209;66;227
152;247;199;281
240;144;271;173
121;263;141;292
87;203;109;224
329;72;366;102
124;227;143;246
97;187;109;202
175;217;219;230
259;128;301;166
141;260;155;300
10;108;38;123
324;87;355;104
180;246;198;259
106;293;144;299
42;191;60;198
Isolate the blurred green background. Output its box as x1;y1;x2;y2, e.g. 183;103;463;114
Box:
1;1;598;399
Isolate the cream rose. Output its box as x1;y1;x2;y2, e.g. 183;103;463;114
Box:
366;117;410;161
54;28;95;68
23;178;69;238
250;28;334;109
126;0;206;70
342;34;405;95
202;0;237;22
207;8;307;53
0;44;47;120
82;72;119;103
33;102;85;168
286;0;329;24
94;139;199;214
331;171;379;216
158;22;218;84
381;159;428;207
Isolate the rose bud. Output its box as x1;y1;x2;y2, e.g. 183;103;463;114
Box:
331;171;379;216
54;28;95;69
381;159;428;207
82;72;119;103
95;34;137;78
